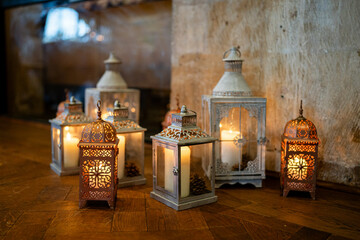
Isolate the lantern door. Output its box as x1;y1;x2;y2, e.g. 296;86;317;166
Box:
79;147;116;204
117;132;145;186
178;143;215;204
153;140;178;201
214;103;265;177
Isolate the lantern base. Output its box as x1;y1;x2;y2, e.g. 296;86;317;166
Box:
215;178;263;188
150;191;217;211
50;163;79;176
118;176;146;188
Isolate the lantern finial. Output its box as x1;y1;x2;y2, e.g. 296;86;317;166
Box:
181;105;188;114
70;96;76;104
299;100;303;117
97;100;102;120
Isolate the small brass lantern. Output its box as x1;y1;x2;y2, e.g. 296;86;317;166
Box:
151;105;217;210
281;101;319;199
49;96;91;176
105;100;147;187
78;101;119;209
202;47;267;188
85;53;140;122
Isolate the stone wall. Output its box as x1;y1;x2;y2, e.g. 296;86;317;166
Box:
171;0;360;186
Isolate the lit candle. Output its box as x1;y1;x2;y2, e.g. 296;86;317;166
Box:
180;146;191;197
164;148;174;193
117;135;126;179
288;156;308;180
63;132;80;168
221;130;240;169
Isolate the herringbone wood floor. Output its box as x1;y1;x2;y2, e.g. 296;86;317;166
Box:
0;117;359;240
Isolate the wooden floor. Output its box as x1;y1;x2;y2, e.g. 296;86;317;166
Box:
0;117;359;240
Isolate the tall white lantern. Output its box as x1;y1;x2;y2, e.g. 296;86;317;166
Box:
85;53;140;122
202;47;267;188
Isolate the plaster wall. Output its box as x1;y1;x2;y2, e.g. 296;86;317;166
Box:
171;0;360;186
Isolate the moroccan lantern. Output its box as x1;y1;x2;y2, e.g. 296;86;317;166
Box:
85;53;140;122
151;105;217;210
202;47;267;188
78;100;119;209
281;100;319;200
49;96;91;176
105;100;147;187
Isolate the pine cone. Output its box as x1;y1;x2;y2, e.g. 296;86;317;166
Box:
190;174;208;195
125;162;140;177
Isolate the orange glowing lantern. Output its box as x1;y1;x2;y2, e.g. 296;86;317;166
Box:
78;100;119;209
281;100;319;199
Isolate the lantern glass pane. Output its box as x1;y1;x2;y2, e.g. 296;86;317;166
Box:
52;126;61;165
116;132;144;180
219;107;258;172
156;145;175;195
181;143;212;199
62;125;83;168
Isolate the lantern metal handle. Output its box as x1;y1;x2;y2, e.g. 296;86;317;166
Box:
223;46;241;59
172;167;178;175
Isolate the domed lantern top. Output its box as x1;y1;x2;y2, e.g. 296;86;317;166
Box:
212;47;252;97
51;96;91;125
153;105;216;145
96;53;127;90
80;101;117;143
283;101;319;141
105;100;146;132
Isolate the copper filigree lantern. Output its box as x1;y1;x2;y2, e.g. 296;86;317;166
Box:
78;101;119;209
105;100;147;187
85;53;140;122
151;105;217;211
202;47;266;188
49;96;92;176
281;101;319;200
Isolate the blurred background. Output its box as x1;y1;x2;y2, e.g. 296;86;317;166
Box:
1;0;171;139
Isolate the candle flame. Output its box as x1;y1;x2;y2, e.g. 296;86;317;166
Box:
131;107;136;113
219;123;222;128
65;126;69;131
66;132;71;140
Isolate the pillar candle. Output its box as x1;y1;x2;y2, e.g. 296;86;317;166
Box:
164;148;174;193
63;132;80;168
221;130;240;169
180;146;191;198
117;135;125;179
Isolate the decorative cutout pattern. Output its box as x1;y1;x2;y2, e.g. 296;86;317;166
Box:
288;144;316;152
82;159;112;188
83;149;112;157
157;127;209;141
284;119;318;140
113;120;141;130
81;120;116;143
286;154;315;181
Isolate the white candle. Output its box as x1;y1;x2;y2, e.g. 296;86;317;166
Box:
164;148;174;193
117;135;126;179
63;132;80;168
180;146;191;198
221;130;240;169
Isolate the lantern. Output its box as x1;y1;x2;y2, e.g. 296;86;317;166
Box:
49;96;92;176
78;101;119;209
281;101;319;199
105;100;147;187
202;47;267;188
85;53;140;122
151;105;217;210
